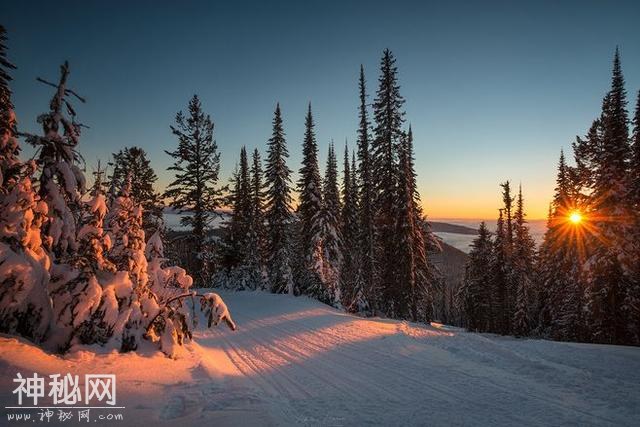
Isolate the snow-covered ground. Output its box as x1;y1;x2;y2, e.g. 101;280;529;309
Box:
2;291;639;426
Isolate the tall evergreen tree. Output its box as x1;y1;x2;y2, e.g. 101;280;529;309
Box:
500;181;515;255
249;148;267;283
457;222;493;332
409;129;436;322
24;62;86;259
103;179;152;351
108;146;163;234
372;49;405;316
264;104;294;294
537;152;585;341
500;182;516;333
296;103;324;294
626;92;640;343
631;91;640;207
581;49;632;344
220;146;259;289
356;65;376;309
512;185;536;337
395;128;421;320
164;95;223;282
237;147;253;236
250;148;266;232
0;25;19;189
491;208;509;334
318;142;343;304
238;148;267;289
395;127;436;321
599;48;631;197
340;141;360;309
221;147;252;274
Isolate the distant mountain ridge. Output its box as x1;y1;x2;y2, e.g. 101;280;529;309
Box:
427;221;478;235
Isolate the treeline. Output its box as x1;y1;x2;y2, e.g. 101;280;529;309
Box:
457;49;640;346
0;42;442;324
164;50;442;322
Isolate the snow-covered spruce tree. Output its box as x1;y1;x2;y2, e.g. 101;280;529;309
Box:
491;208;510;334
250;148;266;244
502;182;517;329
0;161;52;343
0;25;20;189
629;91;640;207
498;181;517;333
394;129;418;320
626;91;640;343
23;62;86;260
340;142;361;311
101;178;152;351
15;62;105;351
220;146;259;290
349;150;369;312
106;179;147;282
51;165;118;349
3;59;231;355
355;65;376;312
236;146;256;287
579;49;633;344
533;205;555;335
17;63;175;354
101;179;200;357
164;95;223;284
318;142;343;305
248;148;267;289
295;103;324;296
456;222;493;332
371;49;405;317
108;146;163;234
264;104;294;294
220;156;244;272
144;231;196;357
535;151;585;340
511;185;536;337
395;127;435;322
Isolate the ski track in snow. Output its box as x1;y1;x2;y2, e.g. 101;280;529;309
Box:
1;290;640;426
186;291;640;426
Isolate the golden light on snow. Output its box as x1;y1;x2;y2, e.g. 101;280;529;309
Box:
569;211;583;224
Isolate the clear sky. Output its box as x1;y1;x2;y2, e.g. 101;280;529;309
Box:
4;0;640;219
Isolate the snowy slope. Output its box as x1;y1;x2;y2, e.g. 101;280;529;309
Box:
2;291;640;426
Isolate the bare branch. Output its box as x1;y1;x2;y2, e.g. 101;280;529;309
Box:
36;77;86;103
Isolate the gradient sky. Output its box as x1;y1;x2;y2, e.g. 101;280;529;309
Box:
4;0;640;219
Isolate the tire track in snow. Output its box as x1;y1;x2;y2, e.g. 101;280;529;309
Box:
199;293;631;426
217;330;313;401
310;317;617;425
232;310;389;405
233;305;616;426
214;332;309;425
231;309;489;416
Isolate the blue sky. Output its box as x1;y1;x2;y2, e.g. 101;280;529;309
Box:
4;0;640;218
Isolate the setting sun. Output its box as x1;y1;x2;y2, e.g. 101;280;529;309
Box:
569;211;583;224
